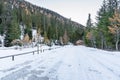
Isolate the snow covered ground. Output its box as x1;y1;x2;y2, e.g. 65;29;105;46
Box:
0;45;120;80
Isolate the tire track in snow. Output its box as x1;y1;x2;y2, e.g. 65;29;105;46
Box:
76;48;103;80
88;53;120;79
56;46;90;80
75;46;120;80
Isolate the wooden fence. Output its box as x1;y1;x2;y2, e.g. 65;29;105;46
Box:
0;47;61;61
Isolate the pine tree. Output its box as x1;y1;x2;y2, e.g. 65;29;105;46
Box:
86;14;92;31
4;8;20;47
84;13;95;47
0;0;4;34
0;0;3;15
96;0;109;49
96;0;118;49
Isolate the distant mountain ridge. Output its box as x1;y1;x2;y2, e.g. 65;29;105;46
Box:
6;0;84;27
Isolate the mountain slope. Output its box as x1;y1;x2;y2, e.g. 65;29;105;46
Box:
24;0;84;28
0;0;84;47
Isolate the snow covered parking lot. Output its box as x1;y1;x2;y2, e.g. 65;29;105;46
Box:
0;45;120;80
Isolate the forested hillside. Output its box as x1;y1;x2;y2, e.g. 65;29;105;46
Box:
0;0;84;47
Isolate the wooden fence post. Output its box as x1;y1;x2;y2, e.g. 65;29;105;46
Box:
37;44;39;54
12;56;14;61
41;49;42;53
33;51;34;55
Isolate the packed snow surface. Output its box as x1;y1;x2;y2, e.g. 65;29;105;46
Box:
0;45;120;80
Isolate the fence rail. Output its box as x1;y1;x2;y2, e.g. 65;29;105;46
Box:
0;47;61;61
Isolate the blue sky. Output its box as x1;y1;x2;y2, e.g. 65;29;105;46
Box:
25;0;103;25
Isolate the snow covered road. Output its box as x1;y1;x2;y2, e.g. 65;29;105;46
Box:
0;45;120;80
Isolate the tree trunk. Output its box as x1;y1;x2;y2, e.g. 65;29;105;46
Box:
116;40;119;51
101;35;104;49
104;38;107;50
91;40;93;47
116;30;119;51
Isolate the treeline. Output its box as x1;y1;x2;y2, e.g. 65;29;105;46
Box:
84;0;120;50
0;0;84;47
